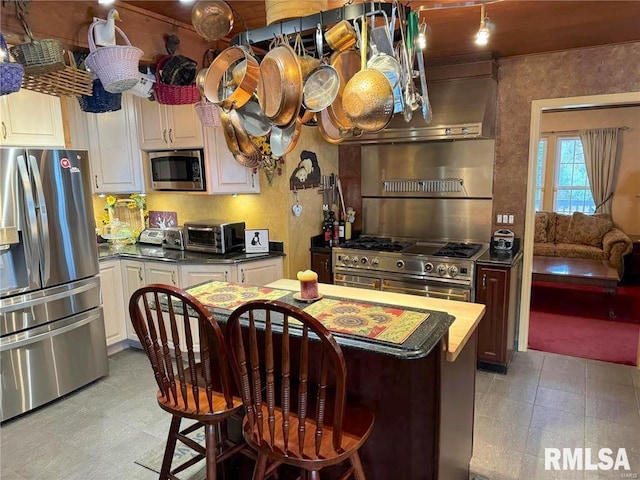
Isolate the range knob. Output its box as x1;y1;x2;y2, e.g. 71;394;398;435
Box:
361;257;368;265
461;127;469;135
396;260;405;269
448;265;459;277
371;258;379;267
436;264;447;276
352;256;359;265
342;255;350;265
424;262;434;273
445;128;452;136
174;239;181;247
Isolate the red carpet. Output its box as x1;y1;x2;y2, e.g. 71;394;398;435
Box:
528;283;640;365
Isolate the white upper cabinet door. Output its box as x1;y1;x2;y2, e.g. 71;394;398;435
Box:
238;258;284;286
0;89;64;147
135;97;169;150
136;98;203;150
166;103;203;149
204;126;260;194
86;94;144;194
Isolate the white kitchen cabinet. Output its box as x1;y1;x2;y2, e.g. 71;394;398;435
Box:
145;261;180;287
85;94;144;194
180;263;236;286
121;259;147;341
237;257;284;286
0;89;64;147
135;98;203;150
203;126;260;194
99;260;128;352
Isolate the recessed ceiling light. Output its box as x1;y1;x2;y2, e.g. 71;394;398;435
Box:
98;0;114;4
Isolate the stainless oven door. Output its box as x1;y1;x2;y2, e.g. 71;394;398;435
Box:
334;273;381;290
381;278;472;302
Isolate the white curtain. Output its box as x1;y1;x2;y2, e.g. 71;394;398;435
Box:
578;128;619;215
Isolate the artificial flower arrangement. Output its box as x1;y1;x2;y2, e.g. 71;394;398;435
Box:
102;194;148;244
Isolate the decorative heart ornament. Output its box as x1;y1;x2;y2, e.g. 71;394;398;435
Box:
292;204;303;217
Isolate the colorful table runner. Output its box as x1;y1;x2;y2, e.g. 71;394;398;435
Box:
187;281;289;310
302;298;430;345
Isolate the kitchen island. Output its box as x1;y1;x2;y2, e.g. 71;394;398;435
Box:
190;279;485;480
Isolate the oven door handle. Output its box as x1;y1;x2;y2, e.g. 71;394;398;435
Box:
382;283;469;301
338;280;380;289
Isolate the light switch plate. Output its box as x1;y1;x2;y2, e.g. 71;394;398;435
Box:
508;214;514;224
497;214;503;224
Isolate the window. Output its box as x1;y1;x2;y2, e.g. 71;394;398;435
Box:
553;137;595;214
535;139;547;211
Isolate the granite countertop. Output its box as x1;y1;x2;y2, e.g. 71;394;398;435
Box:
267;279;485;362
477;248;524;267
98;244;285;264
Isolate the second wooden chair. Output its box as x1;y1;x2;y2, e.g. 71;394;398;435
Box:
225;299;375;480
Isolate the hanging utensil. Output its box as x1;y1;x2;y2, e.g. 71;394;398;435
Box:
415;20;433;123
303;23;340;113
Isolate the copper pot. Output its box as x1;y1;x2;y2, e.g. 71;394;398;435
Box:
257;41;303;127
318;107;349;144
218;109;241;155
325;20;358;52
270;119;302;157
204;46;259;111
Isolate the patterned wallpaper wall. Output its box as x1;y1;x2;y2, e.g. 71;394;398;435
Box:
494;41;640;238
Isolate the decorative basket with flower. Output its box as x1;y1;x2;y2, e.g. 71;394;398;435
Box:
102;194;148;243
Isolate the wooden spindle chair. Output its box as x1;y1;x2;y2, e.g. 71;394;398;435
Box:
225;300;375;480
129;284;246;480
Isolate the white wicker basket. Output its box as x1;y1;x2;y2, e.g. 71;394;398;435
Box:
84;19;143;94
194;99;221;127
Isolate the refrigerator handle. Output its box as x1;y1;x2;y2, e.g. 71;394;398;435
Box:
16;155;39;282
28;154;50;285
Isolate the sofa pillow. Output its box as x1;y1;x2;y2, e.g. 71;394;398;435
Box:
534;212;548;243
568;211;612;247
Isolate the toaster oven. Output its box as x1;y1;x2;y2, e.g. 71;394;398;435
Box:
184;221;245;254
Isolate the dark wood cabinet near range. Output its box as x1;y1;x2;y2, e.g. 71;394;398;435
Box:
475;251;523;373
311;251;332;284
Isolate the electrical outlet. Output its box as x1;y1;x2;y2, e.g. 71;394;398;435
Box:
508;214;514;224
497;214;503;224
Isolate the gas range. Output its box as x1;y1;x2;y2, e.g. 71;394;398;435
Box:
333;237;488;290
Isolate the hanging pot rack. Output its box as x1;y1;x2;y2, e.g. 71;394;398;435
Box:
230;2;406;47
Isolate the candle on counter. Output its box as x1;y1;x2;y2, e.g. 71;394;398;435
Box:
296;270;319;299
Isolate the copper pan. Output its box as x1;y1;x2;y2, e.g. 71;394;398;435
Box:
270;118;302;158
233;151;261;169
327;48;360;131
318;107;349;145
229;109;259;157
204;46;259;111
257;40;303;127
218;109;241;156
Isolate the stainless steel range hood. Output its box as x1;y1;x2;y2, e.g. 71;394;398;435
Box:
345;61;498;144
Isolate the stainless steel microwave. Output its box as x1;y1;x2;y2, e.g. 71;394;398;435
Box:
148;149;205;191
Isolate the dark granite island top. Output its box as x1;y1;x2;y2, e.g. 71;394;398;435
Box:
183;279;481;480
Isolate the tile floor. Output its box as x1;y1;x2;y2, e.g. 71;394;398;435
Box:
1;348;639;480
471;349;640;480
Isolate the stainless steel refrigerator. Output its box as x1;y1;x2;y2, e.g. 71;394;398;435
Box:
0;148;108;422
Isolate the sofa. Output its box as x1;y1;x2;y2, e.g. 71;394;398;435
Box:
533;211;632;277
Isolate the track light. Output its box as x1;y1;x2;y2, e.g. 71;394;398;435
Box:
475;4;491;46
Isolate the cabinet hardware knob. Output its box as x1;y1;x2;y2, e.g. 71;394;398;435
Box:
1;121;6;139
168;128;173;143
94;175;99;189
482;274;486;289
138;268;143;282
163;129;168;144
171;271;176;285
324;259;329;271
241;269;245;283
224;271;228;281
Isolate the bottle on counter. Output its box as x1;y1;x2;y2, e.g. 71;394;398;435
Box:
332;213;339;247
324;211;334;247
338;216;345;244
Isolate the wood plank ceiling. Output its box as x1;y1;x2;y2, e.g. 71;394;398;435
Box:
124;0;640;59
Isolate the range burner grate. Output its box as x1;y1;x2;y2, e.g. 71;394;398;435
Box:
341;237;412;252
432;242;482;258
